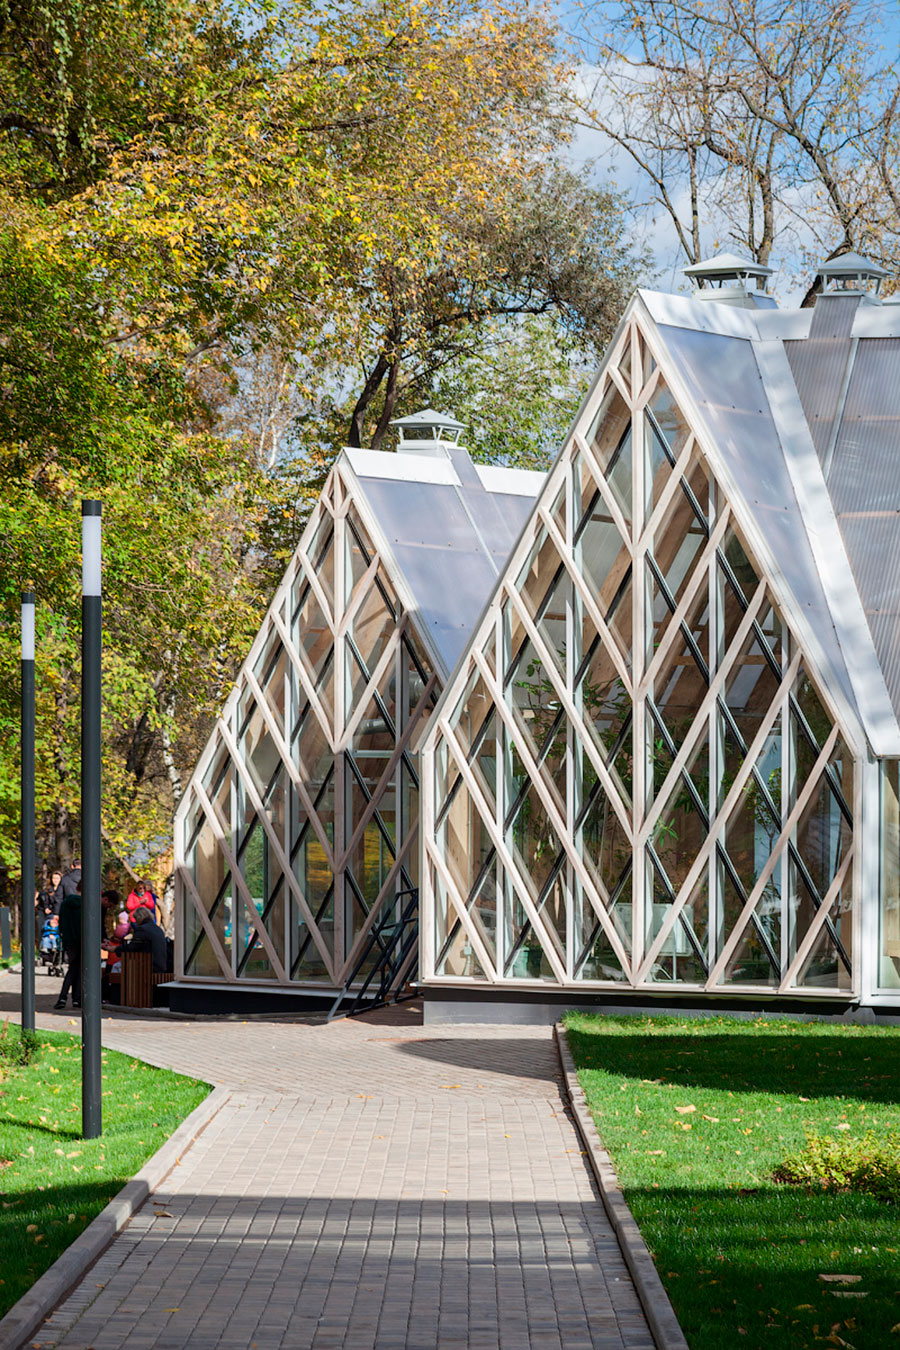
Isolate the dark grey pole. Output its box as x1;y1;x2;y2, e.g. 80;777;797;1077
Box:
21;591;35;1034
81;501;102;1139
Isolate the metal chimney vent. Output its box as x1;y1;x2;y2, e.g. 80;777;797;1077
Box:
816;251;889;302
684;252;775;308
391;407;466;458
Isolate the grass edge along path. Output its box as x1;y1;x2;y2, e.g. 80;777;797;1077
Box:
0;1023;209;1318
564;1012;900;1350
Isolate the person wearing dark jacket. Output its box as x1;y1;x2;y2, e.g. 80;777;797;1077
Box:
52;861;82;912
106;906;168;972
55;880;83;1009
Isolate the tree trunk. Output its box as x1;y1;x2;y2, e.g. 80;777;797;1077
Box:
347;352;390;447
370;361;400;451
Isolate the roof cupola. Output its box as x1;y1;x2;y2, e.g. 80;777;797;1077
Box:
683;252;775;308
391;407;466;458
816;251;888;303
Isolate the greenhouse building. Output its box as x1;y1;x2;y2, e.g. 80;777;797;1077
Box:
171;411;543;1012
419;252;900;1022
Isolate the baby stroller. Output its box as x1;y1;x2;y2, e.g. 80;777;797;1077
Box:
39;916;65;978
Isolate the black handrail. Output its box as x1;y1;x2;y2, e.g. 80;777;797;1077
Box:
327;886;419;1020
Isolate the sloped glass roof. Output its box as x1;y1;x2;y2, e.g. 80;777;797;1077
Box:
343;446;543;676
641;287;900;752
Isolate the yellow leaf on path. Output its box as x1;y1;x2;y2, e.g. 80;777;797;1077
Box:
675;1105;696;1114
440;1085;461;1090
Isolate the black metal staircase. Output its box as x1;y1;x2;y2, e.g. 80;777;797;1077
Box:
327;887;419;1020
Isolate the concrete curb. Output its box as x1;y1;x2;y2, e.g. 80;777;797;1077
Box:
554;1024;690;1350
0;1084;230;1350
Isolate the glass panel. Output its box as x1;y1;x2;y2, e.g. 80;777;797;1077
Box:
293;703;331;797
649;557;710;672
722;912;780;987
253;639;287;737
605;423;633;528
720;527;760;606
580;776;631;899
639;333;656;387
292;583;331;687
617;337;633;394
517;529;561;626
576;640;631;798
880;760;900;990
347;576;395;702
653;632;707;760
305;514;335;612
585;381;631;480
507;637;560;761
652;482;707;609
795;774;852;902
795;669;832;750
345;508;374;602
646;862;708;985
723;772;780;914
652;739;709;899
575;488;630;618
794;905;852;991
504;897;556;981
290;787;333;984
508;779;562;906
723;630;781;755
574;874;629;982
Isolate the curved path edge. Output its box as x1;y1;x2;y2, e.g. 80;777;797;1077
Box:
555;1024;690;1350
0;1084;231;1350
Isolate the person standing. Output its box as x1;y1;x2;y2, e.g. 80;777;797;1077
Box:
125;878;158;920
56;879;83;1009
52;860;82;912
37;870;62;919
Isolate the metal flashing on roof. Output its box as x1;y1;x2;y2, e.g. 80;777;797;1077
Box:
340;445;543;679
344;445;461;486
475;463;547;496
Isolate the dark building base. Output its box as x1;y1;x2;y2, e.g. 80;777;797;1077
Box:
421;985;900;1026
167;982;354;1017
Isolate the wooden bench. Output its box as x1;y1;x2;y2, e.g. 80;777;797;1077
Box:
121;949;174;1008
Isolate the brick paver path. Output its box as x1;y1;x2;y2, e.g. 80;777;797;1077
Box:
1;974;653;1350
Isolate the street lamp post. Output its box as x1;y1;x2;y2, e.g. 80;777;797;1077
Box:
21;591;35;1034
81;501;102;1139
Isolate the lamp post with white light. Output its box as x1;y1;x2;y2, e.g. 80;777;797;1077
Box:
81;501;102;1139
21;591;35;1034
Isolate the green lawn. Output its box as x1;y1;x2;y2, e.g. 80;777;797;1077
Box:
564;1012;900;1350
0;1025;209;1318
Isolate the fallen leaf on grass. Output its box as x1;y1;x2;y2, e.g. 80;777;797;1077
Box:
819;1275;862;1284
702;1115;719;1122
675;1105;696;1114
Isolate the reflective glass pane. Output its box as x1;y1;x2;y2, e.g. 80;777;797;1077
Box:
880;760;900;990
586;382;631;480
646;863;708;985
574;876;629;982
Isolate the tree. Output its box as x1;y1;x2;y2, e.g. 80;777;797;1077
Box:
574;0;900;287
0;0;641;898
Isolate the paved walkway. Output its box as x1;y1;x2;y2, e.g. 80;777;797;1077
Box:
1;973;653;1350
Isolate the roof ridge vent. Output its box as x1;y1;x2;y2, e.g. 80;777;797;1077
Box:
391;407;466;458
816;251;889;303
683;251;775;308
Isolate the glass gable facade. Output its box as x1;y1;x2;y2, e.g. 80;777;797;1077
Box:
175;438;543;994
422;311;868;1000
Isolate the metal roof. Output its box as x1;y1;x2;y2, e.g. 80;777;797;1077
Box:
342;445;544;678
641;285;900;753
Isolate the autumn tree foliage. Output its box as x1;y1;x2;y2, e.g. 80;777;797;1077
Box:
0;0;636;894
